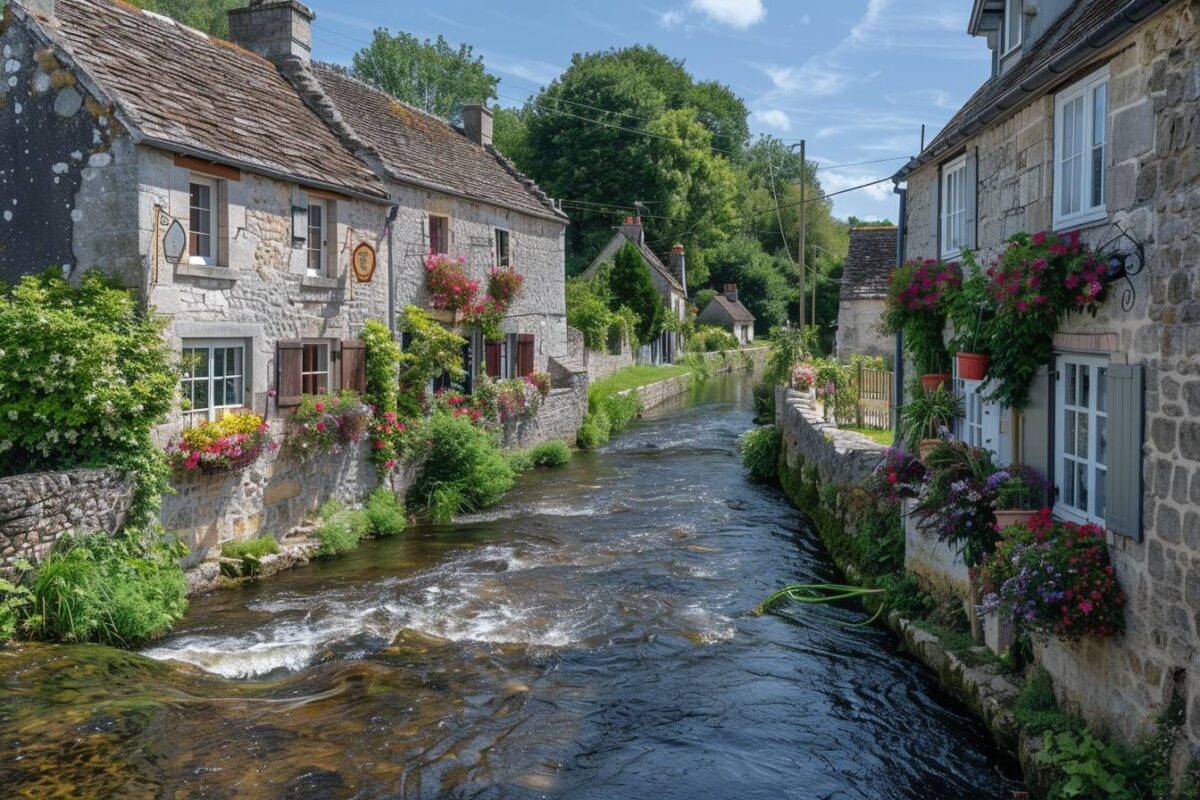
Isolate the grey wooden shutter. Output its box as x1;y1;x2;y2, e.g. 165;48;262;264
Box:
1106;364;1145;539
292;191;309;246
1020;365;1053;483
964;149;978;251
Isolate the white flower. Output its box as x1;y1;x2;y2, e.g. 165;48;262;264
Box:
6;410;16;421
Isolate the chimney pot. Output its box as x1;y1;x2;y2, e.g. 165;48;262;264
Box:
462;103;494;147
669;244;687;295
228;0;315;64
618;215;644;246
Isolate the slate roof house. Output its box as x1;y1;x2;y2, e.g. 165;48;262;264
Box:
0;0;575;556
697;284;755;345
834;226;897;361
892;0;1200;746
580;216;688;364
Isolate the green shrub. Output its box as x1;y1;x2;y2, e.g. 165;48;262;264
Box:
397;306;467;417
0;573;33;642
409;413;514;523
1036;729;1135;800
221;535;279;576
315;500;370;558
507;449;535;473
739;426;781;483
1015;668;1081;736
528;440;571;467
365;487;407;537
678;351;712;383
576;410;610;450
598;392;641;435
690;325;739;352
0;271;177;526
25;530;188;647
752;381;776;424
566;277;613;350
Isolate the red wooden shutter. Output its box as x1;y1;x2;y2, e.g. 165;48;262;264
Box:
517;334;535;377
276;340;304;407
340;339;367;393
485;341;501;378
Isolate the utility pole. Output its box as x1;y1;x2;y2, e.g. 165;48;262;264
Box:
798;139;807;330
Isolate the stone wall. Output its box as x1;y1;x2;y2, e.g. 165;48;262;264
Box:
901;2;1200;744
775;387;888;486
584;339;636;384
501;381;588;450
0;469;135;575
835;298;892;362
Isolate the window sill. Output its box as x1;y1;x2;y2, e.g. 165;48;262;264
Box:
175;263;237;282
300;274;344;290
1053;208;1108;233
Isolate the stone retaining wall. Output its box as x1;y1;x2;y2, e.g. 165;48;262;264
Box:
775;386;888;485
631;349;766;412
0;469;136;575
501;381;588;449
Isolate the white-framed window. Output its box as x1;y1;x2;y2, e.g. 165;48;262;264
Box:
1054;354;1108;526
1002;0;1022;56
494;228;511;268
499;338;510;378
956;377;985;448
1054;67;1108;230
181;341;245;422
188;176;219;266
940;155;968;258
301;342;330;395
306;199;326;276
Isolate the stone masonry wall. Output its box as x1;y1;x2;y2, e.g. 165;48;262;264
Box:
902;1;1200;744
585;339;637;384
0;469;135;575
835;298;892;362
775;387;888;488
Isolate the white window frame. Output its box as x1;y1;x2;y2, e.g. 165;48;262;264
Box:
1054;353;1109;526
306;199;327;277
494;227;511;268
429;215;450;255
1053;67;1109;231
1002;0;1022;56
188;175;219;266
955;377;986;449
301;341;331;396
940;154;968;259
499;338;510;379
181;340;246;422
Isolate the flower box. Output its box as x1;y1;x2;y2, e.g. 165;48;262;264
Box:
167;412;274;474
994;509;1039;530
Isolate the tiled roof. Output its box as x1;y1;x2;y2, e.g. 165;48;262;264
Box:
703;294;755;323
21;0;388;199
632;236;686;294
311;65;567;222
840;227;897;301
895;0;1155;179
579;230;686;294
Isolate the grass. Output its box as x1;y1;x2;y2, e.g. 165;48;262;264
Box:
365;487;407;537
315;500;370;558
841;425;895;446
220;535;280;577
586;364;692;402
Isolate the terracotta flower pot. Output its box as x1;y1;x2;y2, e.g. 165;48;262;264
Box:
994;509;1038;530
918;439;940;462
956;353;990;381
920;373;951;394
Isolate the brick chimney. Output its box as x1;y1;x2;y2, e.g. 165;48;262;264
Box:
228;0;315;63
670;243;687;294
462;104;494;147
724;284;739;304
619;216;644;246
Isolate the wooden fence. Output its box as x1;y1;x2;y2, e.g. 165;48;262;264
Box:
855;365;893;430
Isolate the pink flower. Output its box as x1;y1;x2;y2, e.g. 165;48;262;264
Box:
315;401;325;413
1064;275;1079;289
1078;600;1094;615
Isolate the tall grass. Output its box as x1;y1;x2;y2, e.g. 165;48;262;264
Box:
410;412;514;523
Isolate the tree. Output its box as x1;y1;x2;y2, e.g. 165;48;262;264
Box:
608;243;662;343
705;236;794;333
127;0;240;36
847;216;894;227
492;107;534;172
352;30;498;125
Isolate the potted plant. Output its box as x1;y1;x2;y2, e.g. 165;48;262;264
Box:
986;464;1049;528
948;261;995;382
899;383;962;460
881;259;958;393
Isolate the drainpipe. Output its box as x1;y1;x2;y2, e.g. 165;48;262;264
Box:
893;181;907;438
385;204;399;337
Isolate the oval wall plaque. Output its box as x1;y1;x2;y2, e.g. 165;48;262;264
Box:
352;242;377;283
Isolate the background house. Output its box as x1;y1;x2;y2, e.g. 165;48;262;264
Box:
835;226;897;361
893;0;1198;746
697;284;755;345
580;216;688;364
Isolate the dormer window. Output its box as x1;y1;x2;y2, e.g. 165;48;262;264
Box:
1003;0;1022;55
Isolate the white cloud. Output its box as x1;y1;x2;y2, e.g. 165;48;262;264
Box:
659;9;686;28
688;0;766;29
483;51;565;87
754;109;791;131
799;13;811;24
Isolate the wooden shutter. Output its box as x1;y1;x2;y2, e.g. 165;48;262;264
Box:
276;340;304;407
1020;364;1053;483
1106;364;1145;540
340;339;367;393
964;149;978;251
485;341;501;377
517;334;535;377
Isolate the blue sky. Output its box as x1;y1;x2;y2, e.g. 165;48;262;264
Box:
305;0;993;223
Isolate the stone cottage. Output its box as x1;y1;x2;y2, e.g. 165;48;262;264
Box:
0;0;577;559
834;226;897;361
697;284;755;345
892;0;1200;745
579;217;688;364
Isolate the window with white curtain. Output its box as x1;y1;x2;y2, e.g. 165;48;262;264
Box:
181;341;245;421
1055;354;1109;526
941;155;968;259
1054;67;1108;230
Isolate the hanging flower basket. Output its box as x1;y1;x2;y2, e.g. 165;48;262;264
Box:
920;373;951;394
956;353;991;381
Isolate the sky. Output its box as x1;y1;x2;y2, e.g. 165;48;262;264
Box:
305;0;994;224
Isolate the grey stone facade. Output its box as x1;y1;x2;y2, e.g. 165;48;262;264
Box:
899;1;1200;744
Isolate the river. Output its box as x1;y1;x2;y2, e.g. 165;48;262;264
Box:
0;373;1023;799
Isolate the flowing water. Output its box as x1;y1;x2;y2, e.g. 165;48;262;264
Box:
0;374;1024;799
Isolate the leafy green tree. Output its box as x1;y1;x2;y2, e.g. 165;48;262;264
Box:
492;106;534;171
608;242;662;343
352;31;498;124
127;0;240;36
705;236;794;333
